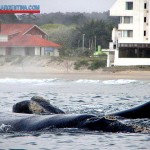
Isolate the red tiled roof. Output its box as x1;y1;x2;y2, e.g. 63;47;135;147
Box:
0;35;60;47
0;24;34;35
0;24;60;48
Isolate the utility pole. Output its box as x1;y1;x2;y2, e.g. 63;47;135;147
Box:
82;34;85;51
94;36;97;51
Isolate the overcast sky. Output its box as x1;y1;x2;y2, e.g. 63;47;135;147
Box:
1;0;116;13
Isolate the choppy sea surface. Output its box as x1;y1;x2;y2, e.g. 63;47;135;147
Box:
0;78;150;150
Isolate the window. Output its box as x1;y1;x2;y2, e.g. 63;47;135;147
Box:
123;30;133;37
144;17;147;23
144;30;146;36
120;17;123;23
144;3;147;9
124;16;133;23
126;2;133;10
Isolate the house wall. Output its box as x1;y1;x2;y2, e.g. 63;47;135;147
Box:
24;47;35;56
35;47;45;56
11;47;25;56
35;47;40;55
25;26;47;39
0;47;6;55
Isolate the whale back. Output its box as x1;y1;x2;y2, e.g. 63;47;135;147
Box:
13;96;65;114
112;101;150;119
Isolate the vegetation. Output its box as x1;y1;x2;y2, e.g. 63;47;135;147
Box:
74;56;107;70
0;13;118;70
40;19;116;56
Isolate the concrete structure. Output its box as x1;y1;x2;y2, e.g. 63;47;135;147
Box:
0;24;60;56
103;0;150;67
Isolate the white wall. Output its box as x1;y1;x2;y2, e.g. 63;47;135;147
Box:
0;47;6;55
35;47;41;55
11;47;25;56
114;58;150;66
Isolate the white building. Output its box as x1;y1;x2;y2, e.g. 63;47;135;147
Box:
104;0;150;67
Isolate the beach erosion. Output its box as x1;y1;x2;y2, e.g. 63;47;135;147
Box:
0;56;150;80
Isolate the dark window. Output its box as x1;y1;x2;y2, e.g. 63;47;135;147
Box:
124;16;133;23
126;2;133;10
144;3;147;9
144;30;146;36
144;17;147;22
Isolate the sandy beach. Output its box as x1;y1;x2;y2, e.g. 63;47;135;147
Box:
0;66;150;80
0;56;149;80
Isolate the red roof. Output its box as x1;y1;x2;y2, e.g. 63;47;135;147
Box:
0;35;60;47
0;24;34;35
0;24;61;48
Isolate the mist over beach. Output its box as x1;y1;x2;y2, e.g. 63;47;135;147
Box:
0;56;150;80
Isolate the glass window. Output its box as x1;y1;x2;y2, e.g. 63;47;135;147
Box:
144;17;147;23
144;3;147;9
120;17;123;23
124;16;133;23
144;30;146;36
123;30;133;37
126;2;133;10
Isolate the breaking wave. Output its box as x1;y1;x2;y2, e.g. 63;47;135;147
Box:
102;79;137;85
0;78;138;85
75;79;100;84
0;78;59;84
75;79;137;85
0;124;12;132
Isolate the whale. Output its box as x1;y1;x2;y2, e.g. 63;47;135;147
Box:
12;96;65;114
111;101;150;119
0;96;149;133
13;96;150;119
0;112;143;133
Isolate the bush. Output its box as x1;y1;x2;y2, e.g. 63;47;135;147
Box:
74;60;89;70
74;57;106;70
88;59;106;70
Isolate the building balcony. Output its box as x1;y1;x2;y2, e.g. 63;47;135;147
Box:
118;24;133;30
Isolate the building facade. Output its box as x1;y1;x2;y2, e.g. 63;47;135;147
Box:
104;0;150;67
0;24;60;57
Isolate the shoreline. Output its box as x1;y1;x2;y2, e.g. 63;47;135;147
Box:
0;69;150;80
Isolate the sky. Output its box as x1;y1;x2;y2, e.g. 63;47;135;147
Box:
0;0;116;13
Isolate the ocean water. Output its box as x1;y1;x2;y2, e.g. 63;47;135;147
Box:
0;78;149;150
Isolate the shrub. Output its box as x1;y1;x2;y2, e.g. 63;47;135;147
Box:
88;59;106;70
74;60;89;70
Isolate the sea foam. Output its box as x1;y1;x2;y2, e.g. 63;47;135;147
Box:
102;79;137;85
0;78;58;84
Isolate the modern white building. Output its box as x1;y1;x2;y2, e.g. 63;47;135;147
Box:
104;0;150;67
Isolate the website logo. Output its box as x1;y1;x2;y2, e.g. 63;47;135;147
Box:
0;5;40;14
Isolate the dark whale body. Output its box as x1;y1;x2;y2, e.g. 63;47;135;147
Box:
0;97;150;133
112;101;150;119
13;96;65;114
0;113;135;133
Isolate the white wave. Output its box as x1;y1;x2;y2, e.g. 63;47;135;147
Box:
102;79;137;85
0;124;11;132
0;78;59;84
75;79;100;84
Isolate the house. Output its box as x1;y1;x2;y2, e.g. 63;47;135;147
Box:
0;24;60;56
103;0;150;67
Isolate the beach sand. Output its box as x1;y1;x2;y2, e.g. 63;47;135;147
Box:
0;66;150;80
0;56;149;80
